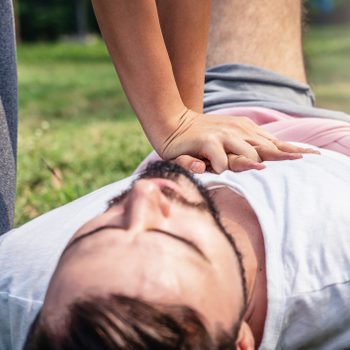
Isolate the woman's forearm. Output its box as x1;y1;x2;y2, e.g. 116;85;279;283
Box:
92;0;186;151
156;0;212;113
92;0;318;173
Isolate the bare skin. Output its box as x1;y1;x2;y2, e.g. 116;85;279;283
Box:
212;187;267;346
42;172;266;348
37;3;316;348
156;0;212;113
91;0;313;173
173;0;311;171
207;0;306;83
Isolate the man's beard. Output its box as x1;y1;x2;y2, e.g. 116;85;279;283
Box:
138;160;248;310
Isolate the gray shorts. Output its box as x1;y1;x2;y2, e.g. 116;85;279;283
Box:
204;64;350;123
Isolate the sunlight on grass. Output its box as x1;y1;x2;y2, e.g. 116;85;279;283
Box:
17;118;151;223
16;40;152;225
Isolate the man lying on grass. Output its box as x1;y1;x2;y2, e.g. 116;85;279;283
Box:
2;0;350;349
2;144;349;350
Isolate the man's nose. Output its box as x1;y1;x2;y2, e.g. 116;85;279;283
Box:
122;179;171;230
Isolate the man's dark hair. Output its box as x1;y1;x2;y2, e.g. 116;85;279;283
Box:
24;294;242;350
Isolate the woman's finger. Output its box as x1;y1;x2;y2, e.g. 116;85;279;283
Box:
224;139;262;162
255;145;303;161
228;154;265;172
256;128;278;140
171;155;206;173
271;140;321;154
202;141;229;173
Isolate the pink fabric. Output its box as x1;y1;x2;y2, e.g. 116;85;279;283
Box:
134;107;350;174
213;107;350;156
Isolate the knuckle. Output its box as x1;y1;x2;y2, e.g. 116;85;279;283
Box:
201;134;218;145
238;116;250;123
243;116;255;126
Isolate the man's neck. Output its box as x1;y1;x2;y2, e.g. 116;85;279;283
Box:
210;186;267;346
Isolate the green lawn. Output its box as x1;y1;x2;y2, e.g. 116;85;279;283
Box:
15;26;350;226
304;25;350;113
16;40;152;225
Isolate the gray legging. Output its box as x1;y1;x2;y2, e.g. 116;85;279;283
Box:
0;0;17;234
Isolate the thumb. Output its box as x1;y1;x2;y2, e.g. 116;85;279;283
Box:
171;155;206;173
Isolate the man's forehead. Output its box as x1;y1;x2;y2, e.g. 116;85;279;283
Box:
44;228;216;320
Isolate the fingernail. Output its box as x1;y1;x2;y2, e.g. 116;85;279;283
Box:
304;148;320;154
191;162;203;173
310;149;321;154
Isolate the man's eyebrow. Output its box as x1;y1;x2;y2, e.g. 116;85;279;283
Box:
61;225;209;262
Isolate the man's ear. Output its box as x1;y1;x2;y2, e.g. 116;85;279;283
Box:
235;321;255;350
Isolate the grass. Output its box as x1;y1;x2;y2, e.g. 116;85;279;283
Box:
15;25;350;226
304;24;350;113
16;40;152;225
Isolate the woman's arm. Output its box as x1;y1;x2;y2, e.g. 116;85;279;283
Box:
92;0;317;173
91;0;186;151
156;0;211;113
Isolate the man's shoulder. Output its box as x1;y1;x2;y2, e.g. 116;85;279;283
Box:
195;145;350;350
278;280;350;349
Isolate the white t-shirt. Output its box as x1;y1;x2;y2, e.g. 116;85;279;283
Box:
1;143;350;350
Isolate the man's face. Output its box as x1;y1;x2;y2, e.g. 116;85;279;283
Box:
43;162;246;334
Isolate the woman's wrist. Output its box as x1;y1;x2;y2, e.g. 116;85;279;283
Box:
142;105;191;157
159;108;200;159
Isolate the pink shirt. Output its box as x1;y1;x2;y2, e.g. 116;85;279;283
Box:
213;106;350;156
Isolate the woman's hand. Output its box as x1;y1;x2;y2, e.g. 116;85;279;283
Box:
161;109;319;173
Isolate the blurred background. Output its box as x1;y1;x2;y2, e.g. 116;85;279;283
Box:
14;0;350;226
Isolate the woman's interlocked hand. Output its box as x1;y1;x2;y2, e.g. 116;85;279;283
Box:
160;109;319;174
